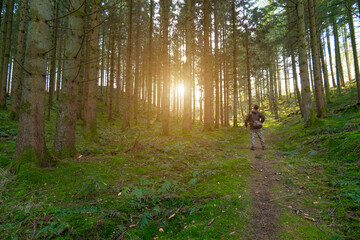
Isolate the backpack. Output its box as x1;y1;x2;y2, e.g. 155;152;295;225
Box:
251;113;263;129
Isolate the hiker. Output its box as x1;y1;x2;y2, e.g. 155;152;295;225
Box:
244;105;266;151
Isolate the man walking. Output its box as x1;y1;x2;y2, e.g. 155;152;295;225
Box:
245;105;266;150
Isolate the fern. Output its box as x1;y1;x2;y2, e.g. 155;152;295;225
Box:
158;180;171;194
131;187;143;199
139;212;152;229
188;178;197;186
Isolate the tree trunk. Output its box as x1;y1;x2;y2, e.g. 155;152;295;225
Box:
276;57;282;100
308;0;327;118
47;0;60;120
13;0;52;172
85;0;100;138
333;15;344;92
134;0;141;125
203;0;212;131
123;0;133;128
116;26;122;114
11;0;28;119
53;0;84;157
183;0;192;133
326;26;336;87
56;35;64;101
346;0;360;100
147;0;153;128
0;0;15;108
245;25;252;113
161;0;170;135
297;0;313;126
232;0;238;127
108;29;115;120
319;32;330;103
272;59;279;119
343;27;352;83
308;49;315;93
100;31;105;100
290;48;303;115
214;0;219;129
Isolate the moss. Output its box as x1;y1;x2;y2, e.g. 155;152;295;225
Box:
9;111;19;121
56;146;77;159
9;145;53;173
19;100;31;114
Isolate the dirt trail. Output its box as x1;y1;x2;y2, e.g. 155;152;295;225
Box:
246;137;280;239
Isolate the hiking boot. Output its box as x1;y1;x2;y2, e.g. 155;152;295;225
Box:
251;147;255;151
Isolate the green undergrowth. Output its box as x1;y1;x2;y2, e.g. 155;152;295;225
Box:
0;98;253;239
273;81;360;239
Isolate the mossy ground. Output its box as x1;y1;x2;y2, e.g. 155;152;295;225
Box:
0;81;359;239
270;80;360;239
0;98;253;239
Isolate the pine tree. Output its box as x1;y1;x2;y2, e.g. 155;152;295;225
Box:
54;0;84;157
11;0;28;119
13;0;52;172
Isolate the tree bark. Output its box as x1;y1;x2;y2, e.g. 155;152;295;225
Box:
214;0;219;129
54;0;84;157
116;20;122;114
308;0;327;118
147;0;154;128
346;0;360;100
11;0;28;119
319;32;330;103
109;29;115;120
85;0;100;138
232;0;238;127
326;26;336;87
203;0;212;131
123;0;133;128
343;27;352;83
161;0;170;135
245;25;252;113
333;15;344;92
272;58;279;119
183;0;193;133
13;0;52;172
0;0;15;108
47;0;60;120
290;49;303;115
134;0;142;125
297;0;313;126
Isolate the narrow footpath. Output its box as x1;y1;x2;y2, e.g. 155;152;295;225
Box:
245;131;280;240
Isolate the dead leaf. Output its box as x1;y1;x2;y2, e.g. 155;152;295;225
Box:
229;231;236;235
168;213;176;220
118;192;122;196
208;218;216;226
129;224;138;228
153;236;159;240
159;228;164;233
313;202;319;205
304;216;317;222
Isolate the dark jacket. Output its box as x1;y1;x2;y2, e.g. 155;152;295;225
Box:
245;109;265;129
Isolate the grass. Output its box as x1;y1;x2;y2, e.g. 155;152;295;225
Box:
0;98;254;239
1;81;359;239
270;80;360;239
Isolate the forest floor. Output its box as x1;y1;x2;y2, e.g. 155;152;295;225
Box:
245;134;280;240
0;81;359;239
